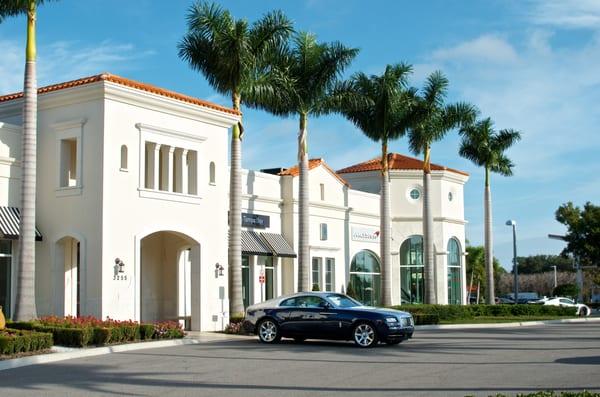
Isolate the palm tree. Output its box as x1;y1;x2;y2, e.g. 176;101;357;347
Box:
459;118;521;305
337;64;415;306
260;32;358;292
178;1;293;316
1;0;57;321
408;71;476;304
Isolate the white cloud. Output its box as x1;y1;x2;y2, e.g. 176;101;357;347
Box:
530;0;600;29
0;39;153;94
432;35;518;64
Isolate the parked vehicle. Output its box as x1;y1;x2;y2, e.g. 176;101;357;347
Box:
530;297;591;316
495;296;515;304
504;292;540;304
243;292;414;348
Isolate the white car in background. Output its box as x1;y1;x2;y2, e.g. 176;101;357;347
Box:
533;297;591;316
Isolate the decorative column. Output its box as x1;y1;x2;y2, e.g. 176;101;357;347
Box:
181;149;189;195
152;143;161;190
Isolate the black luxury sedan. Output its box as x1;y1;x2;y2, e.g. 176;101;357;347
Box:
243;292;414;347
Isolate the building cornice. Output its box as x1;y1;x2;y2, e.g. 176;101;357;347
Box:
392;216;468;225
242;194;283;205
106;82;239;129
135;123;207;143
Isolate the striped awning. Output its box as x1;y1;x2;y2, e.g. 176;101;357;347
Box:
0;207;43;241
261;232;297;258
241;230;272;256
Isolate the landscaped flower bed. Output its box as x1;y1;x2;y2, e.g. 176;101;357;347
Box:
7;316;184;347
0;328;53;356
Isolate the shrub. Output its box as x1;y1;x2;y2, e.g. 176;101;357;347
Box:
312;284;320;291
0;329;53;355
224;321;245;334
390;303;577;322
92;327;111;345
139;324;155;340
553;283;579;298
153;321;184;339
412;313;440;325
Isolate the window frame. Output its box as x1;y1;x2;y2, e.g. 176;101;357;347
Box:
53;119;85;197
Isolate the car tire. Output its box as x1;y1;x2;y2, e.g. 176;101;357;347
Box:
257;319;281;344
579;307;589;317
353;322;378;348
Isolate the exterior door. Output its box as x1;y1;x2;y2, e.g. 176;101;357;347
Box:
0;240;11;318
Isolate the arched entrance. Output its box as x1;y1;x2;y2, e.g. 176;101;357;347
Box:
139;231;200;329
55;236;81;317
349;250;381;307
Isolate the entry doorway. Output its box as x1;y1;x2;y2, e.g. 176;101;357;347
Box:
56;236;81;317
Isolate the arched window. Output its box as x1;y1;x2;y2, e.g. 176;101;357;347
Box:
447;238;461;305
209;161;216;185
349;250;381;306
120;145;128;170
400;235;424;304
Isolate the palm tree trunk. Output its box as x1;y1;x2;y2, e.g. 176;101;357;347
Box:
484;166;495;304
423;146;436;304
380;141;392;306
14;1;38;321
228;93;244;316
297;113;310;292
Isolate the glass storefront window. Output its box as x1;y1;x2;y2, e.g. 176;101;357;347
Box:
312;257;322;291
350;250;381;306
400;235;424;304
264;257;274;301
0;240;11;318
242;255;251;309
447;239;461;305
325;258;334;292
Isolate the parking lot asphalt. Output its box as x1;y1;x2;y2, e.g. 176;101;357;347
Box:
1;323;599;397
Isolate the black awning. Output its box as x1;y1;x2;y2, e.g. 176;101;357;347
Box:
241;230;272;256
260;232;296;258
0;207;43;241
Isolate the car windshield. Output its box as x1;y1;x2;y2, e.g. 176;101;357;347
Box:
326;294;361;308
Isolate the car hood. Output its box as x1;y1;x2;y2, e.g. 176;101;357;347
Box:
348;306;412;318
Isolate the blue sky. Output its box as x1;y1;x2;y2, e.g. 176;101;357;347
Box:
1;0;599;269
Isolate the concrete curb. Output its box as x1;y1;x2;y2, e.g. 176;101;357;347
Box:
416;316;600;330
0;338;203;372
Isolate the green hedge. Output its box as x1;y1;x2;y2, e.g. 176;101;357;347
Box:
391;304;577;325
0;329;53;355
489;391;600;397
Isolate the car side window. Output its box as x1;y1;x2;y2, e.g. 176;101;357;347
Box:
280;298;297;307
303;296;327;308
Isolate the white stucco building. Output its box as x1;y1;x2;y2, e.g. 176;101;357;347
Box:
0;74;469;331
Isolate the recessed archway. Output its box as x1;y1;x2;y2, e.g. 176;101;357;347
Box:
139;230;200;329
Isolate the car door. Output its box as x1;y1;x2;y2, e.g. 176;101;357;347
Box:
283;296;334;339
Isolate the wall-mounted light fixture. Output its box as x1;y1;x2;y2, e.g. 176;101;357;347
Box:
115;258;125;273
215;263;224;277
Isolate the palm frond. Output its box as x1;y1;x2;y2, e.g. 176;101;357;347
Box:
0;0;57;22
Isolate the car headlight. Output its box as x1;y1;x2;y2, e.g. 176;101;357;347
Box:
385;317;398;324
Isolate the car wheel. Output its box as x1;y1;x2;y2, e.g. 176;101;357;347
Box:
257;319;281;344
293;337;306;343
353;322;378;348
579;307;589;317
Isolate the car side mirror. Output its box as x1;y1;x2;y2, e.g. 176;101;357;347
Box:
321;301;332;309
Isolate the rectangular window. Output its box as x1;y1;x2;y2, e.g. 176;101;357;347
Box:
320;183;325;201
325;258;335;292
320;223;328;241
187;150;198;195
311;257;322;291
0;240;12;318
60;138;78;187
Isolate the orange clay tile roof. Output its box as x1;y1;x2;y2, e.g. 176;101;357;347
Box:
0;73;240;116
279;158;351;187
337;153;469;176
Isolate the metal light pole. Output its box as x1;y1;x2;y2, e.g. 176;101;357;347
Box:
506;220;518;303
552;265;558;291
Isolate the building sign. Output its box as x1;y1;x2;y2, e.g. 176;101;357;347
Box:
351;226;380;243
242;213;270;229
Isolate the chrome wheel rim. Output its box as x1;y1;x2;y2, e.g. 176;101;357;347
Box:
354;324;375;347
259;320;277;342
